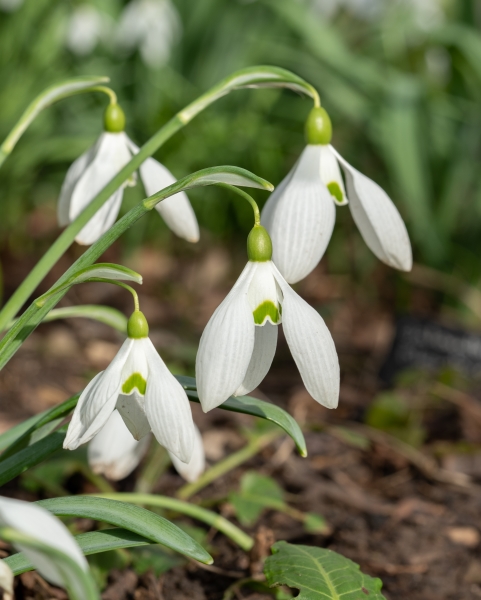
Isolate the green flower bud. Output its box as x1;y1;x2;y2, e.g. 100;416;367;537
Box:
127;310;149;339
305;107;332;145
104;103;126;133
247;225;273;262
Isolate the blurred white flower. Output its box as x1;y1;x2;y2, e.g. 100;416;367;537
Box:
89;410;205;482
0;560;13;600
116;0;182;68
0;0;23;13
0;496;88;595
65;4;112;56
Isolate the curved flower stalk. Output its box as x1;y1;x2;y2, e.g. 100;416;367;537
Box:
88;411;205;482
0;496;90;596
58;103;199;245
196;223;339;412
262;107;412;284
65;310;196;463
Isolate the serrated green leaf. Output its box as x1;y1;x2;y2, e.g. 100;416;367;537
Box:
177;376;307;457
37;496;212;565
4;528;154;576
35;263;142;307
265;542;386;600
229;472;285;526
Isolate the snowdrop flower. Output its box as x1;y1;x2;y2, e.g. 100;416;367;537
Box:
116;0;181;69
196;224;339;411
58;103;199;245
65;310;196;463
0;496;88;593
0;0;23;12
65;5;112;56
88;411;205;482
262;107;412;284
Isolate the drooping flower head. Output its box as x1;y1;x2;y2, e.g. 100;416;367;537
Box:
262;106;412;284
65;310;196;463
58;102;199;245
196;223;339;411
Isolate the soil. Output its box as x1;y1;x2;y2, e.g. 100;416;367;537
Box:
1;237;481;600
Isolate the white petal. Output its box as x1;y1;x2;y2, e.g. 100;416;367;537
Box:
319;145;348;206
263;145;336;284
57;145;96;227
247;261;282;325
68;132;132;245
88;410;150;480
64;339;134;449
0;559;13;600
116;392;151;441
273;266;339;408
142;338;196;463
261;168;294;233
0;496;87;589
235;322;277;396
169;425;205;483
332;147;412;271
140;157;199;243
195;262;257;412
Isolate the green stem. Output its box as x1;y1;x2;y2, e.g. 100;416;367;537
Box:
216;183;261;225
91;493;254;552
84;279;139;312
177;430;281;500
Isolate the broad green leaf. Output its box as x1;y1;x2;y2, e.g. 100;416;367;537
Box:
0;527;99;600
177;376;307;457
37;496;212;565
0;427;66;486
0;76;109;157
229;472;284;526
264;542;386;600
35;263;142;307
4;528;154;576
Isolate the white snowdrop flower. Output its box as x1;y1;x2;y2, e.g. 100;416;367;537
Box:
88;410;151;481
58;103;199;245
196;225;339;412
89;412;205;482
65;5;110;56
0;496;88;593
0;0;23;12
0;559;13;600
262;107;412;284
65;310;196;463
116;0;181;69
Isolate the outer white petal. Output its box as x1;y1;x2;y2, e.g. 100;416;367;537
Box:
264;145;336;284
64;339;134;450
169;425;205;483
69;132;132;245
332;147;412;271
261;168;294;233
88;410;150;480
142;338;196;463
128;137;199;242
319;145;348;206
234;321;278;396
195;262;257;412
57;145;96;226
0;559;13;600
0;496;87;589
273;265;339;408
116;338;151;440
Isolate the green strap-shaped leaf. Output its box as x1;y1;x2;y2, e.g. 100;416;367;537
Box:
177;376;307;457
37;496;212;565
4;528;153;576
41;305;127;333
35;263;142;307
0;527;99;600
264;542;386;600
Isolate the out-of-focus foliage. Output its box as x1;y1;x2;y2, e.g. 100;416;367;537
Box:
1;0;480;278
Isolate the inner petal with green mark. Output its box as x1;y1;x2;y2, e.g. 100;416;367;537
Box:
327;181;344;204
253;300;281;325
122;372;147;395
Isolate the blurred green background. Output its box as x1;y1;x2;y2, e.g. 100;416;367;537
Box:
1;0;480;284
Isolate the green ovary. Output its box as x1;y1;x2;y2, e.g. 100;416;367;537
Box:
327;182;344;204
122;372;147;395
253;301;280;325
